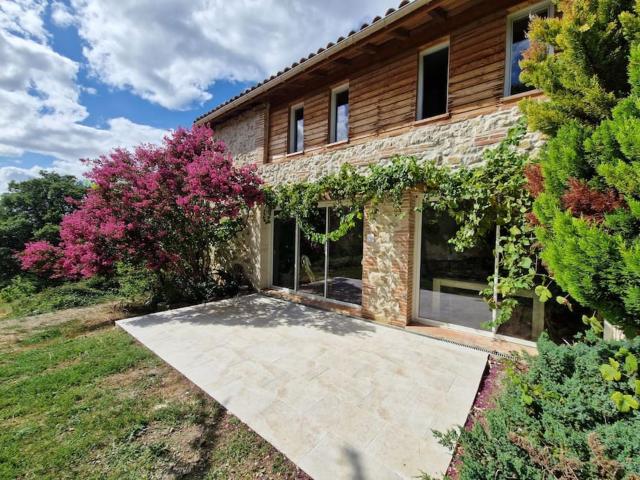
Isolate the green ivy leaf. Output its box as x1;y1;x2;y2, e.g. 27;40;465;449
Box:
625;354;638;375
611;391;640;413
521;393;534;405
535;285;552;303
520;257;533;269
600;361;621;382
634;379;640;396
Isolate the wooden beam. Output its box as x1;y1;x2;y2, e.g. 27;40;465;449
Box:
357;43;379;55
309;69;329;77
430;7;448;22
333;57;352;65
389;27;411;39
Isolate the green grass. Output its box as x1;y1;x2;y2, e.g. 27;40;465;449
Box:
0;308;306;479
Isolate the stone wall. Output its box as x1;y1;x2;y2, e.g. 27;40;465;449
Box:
259;106;544;186
213;104;266;167
362;193;417;326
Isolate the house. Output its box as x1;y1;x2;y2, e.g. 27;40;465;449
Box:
195;0;552;348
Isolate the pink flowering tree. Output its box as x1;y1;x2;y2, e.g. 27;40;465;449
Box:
20;125;264;299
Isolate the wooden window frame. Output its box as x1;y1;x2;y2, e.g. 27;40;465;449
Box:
288;103;304;154
416;41;450;121
504;1;554;98
329;83;350;144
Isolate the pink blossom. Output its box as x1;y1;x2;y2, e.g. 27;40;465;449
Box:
20;125;265;281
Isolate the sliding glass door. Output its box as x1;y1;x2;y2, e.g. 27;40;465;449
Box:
327;209;363;304
271;207;363;306
272;217;296;289
298;208;327;297
417;207;542;342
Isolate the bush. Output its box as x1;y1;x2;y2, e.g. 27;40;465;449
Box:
114;263;155;301
19;126;264;304
447;334;640;479
0;276;38;303
520;0;640;334
6;281;117;318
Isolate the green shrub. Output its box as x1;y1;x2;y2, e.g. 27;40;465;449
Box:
447;334;640;479
114;263;155;301
7;281;116;318
520;0;640;334
0;276;38;303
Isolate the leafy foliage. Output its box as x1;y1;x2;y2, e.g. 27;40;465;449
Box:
522;0;640;334
267;121;541;326
19;126;264;302
0;172;85;287
446;334;640;480
1;280;118;318
601;346;640;412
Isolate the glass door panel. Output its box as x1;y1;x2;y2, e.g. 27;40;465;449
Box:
327;209;363;305
272;217;296;289
298;208;327;297
418;208;495;330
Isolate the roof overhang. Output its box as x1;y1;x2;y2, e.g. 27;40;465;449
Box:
194;0;436;125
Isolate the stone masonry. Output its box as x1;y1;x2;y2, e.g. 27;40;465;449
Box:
213;104;267;167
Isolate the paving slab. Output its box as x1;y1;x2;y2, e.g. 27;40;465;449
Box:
117;294;487;480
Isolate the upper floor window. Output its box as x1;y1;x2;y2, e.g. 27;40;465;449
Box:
417;43;450;120
505;2;552;97
289;104;304;153
330;85;349;143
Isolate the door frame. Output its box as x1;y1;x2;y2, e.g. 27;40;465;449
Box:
268;207;363;308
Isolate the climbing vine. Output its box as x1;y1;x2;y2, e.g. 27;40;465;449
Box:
264;119;547;327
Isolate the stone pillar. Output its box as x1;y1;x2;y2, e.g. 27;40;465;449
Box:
361;193;416;327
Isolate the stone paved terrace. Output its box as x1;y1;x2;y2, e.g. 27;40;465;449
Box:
117;294;488;479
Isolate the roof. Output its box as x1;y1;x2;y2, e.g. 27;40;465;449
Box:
194;0;434;125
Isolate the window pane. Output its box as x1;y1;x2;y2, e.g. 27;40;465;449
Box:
418;208;541;341
418;208;495;329
272;216;296;289
334;90;349;142
421;46;449;119
509;8;548;95
497;296;536;342
327;209;363;305
298;208;326;297
295;108;304;152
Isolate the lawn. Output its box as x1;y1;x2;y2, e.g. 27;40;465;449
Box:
0;302;309;479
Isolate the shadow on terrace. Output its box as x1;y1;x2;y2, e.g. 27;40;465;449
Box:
123;293;377;337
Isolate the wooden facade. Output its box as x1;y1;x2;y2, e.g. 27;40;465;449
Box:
205;0;543;164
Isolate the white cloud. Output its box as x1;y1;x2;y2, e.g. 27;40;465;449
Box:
0;1;167;193
0;165;42;193
67;0;394;110
0;0;48;42
50;1;75;28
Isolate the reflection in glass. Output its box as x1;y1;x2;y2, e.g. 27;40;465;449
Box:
509;8;548;95
418;210;495;329
418;208;538;341
272;217;296;289
298;208;326;297
327;209;363;304
498;296;535;341
334;90;349;142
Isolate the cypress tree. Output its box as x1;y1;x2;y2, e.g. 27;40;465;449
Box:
522;0;640;334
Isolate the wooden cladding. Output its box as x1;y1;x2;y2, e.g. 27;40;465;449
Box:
267;5;513;162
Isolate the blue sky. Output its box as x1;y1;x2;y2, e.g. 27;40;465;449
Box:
0;0;394;191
